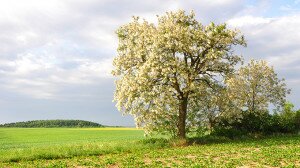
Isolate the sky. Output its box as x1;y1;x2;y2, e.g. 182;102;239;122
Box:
0;0;300;126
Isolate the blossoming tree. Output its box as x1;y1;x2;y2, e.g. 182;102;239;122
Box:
112;10;246;139
226;60;290;113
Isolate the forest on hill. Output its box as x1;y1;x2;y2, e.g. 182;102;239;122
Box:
0;120;103;128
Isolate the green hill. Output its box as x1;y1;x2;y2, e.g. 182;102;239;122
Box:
0;120;103;128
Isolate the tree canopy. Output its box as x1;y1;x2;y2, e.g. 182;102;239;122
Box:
112;10;246;138
226;59;290;113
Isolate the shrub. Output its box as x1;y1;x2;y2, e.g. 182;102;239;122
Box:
212;104;300;138
211;126;247;139
295;110;300;130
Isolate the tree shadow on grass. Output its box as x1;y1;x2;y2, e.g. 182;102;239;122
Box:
140;134;300;147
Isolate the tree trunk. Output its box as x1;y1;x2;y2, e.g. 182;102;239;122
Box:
177;96;188;139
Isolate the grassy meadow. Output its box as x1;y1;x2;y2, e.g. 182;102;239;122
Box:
1;128;300;167
0;128;145;162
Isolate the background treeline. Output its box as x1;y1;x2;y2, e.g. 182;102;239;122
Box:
0;120;103;128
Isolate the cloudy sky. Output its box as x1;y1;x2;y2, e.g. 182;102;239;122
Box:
0;0;300;126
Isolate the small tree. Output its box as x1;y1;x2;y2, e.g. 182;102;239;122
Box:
279;102;297;132
112;10;245;139
226;60;290;114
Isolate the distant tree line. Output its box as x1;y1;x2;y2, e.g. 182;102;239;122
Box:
0;120;103;128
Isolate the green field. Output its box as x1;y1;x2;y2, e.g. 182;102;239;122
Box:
1;128;300;167
0;128;145;162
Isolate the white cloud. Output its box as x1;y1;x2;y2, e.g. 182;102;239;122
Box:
0;53;113;99
227;16;273;27
228;14;300;63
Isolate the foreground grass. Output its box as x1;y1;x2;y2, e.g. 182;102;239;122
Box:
1;128;300;167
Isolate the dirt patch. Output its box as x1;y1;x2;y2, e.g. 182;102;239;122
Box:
144;157;152;164
107;164;119;168
186;154;197;159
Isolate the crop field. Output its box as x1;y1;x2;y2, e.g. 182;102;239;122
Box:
0;128;300;167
